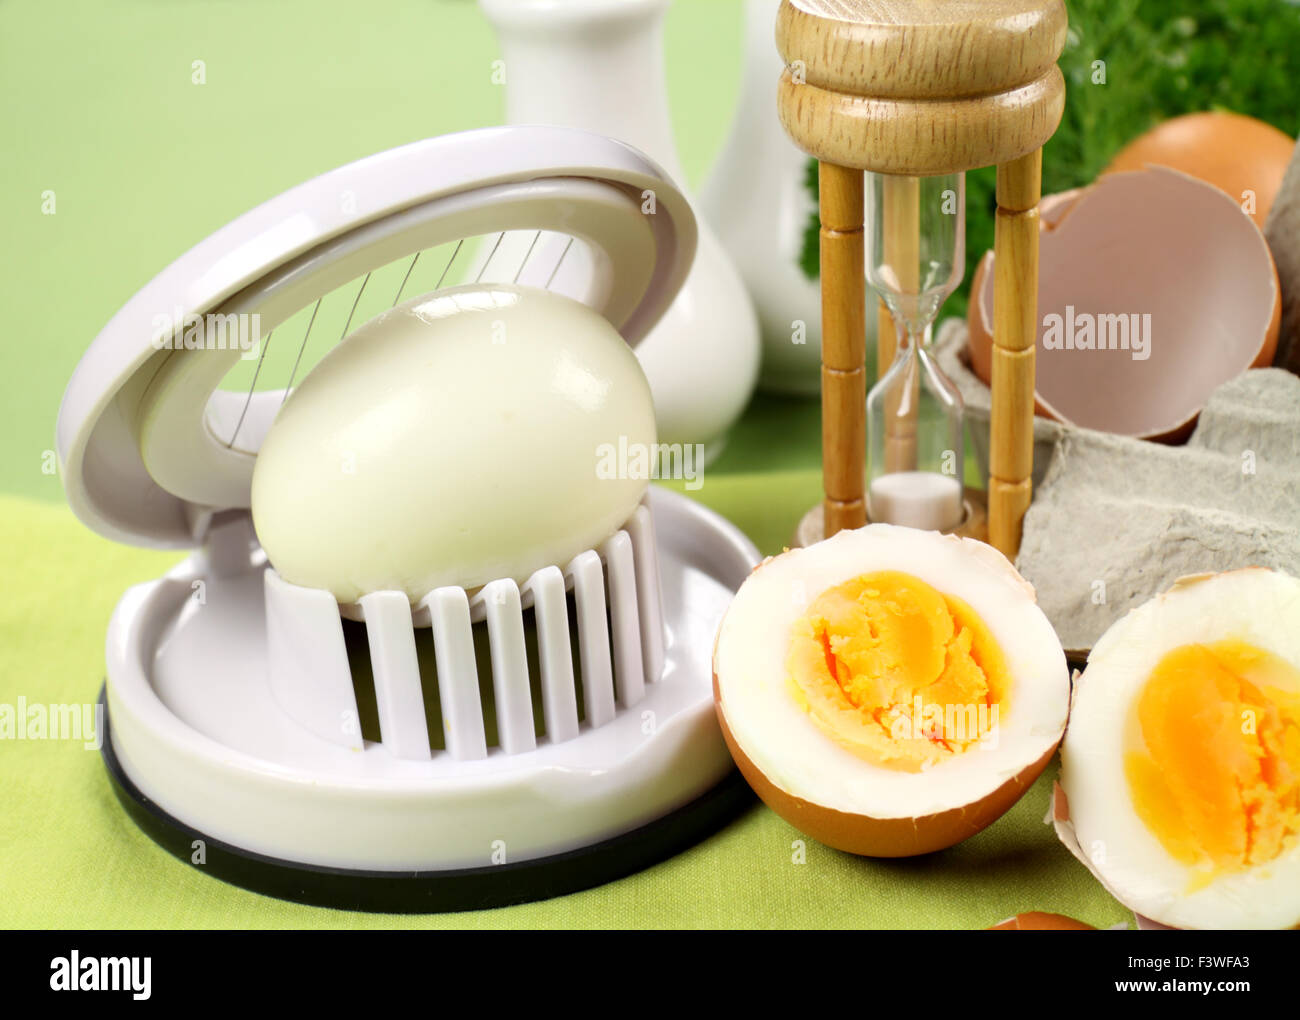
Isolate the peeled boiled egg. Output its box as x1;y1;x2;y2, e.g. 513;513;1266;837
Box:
713;525;1070;857
1056;568;1300;929
251;284;655;604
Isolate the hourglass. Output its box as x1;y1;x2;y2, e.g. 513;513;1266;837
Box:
776;0;1067;560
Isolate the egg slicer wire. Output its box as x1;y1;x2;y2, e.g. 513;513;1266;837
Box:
57;126;761;912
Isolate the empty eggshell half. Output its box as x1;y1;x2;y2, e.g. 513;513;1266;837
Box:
967;167;1280;441
251;283;655;605
713;524;1070;857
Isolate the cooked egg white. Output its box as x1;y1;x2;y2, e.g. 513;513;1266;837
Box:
1057;568;1300;930
714;524;1070;853
251;284;655;604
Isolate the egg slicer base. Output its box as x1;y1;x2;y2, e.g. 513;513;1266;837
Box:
98;690;755;914
98;487;760;912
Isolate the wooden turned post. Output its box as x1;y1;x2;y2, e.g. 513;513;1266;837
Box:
989;150;1043;558
819;162;867;536
775;0;1066;553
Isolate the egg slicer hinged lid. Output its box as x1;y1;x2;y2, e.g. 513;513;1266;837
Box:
57;126;761;912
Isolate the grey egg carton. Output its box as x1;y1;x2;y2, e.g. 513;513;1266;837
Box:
934;319;1300;657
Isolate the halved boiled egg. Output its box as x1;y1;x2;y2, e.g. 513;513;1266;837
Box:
1056;568;1300;929
713;524;1070;856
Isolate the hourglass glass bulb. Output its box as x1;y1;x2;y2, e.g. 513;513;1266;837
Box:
864;172;967;532
865;172;965;334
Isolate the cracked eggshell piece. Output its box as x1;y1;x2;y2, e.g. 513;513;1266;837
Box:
713;524;1070;857
988;911;1096;930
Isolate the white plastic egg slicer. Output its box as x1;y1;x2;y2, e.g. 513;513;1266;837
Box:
57;126;760;911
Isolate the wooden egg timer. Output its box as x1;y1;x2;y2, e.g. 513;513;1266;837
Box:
776;0;1067;558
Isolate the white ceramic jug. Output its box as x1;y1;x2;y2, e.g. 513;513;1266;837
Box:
699;0;876;395
480;0;761;462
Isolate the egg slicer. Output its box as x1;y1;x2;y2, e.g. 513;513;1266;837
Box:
57;125;761;912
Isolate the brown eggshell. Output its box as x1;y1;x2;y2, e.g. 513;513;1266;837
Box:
713;671;1060;857
966;167;1280;442
1104;112;1294;229
989;912;1096;930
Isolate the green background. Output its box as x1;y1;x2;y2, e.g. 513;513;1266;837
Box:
0;0;1142;929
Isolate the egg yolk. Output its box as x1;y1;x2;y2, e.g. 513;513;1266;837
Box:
785;571;1010;771
1125;640;1300;878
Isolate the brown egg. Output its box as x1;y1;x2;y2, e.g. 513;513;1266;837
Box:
1104;112;1294;228
966;168;1280;442
989;912;1096;930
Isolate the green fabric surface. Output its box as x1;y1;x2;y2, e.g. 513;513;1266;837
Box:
0;0;1130;928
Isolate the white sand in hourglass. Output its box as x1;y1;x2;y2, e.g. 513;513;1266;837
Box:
868;471;963;532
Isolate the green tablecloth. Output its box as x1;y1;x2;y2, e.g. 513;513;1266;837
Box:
0;0;1129;928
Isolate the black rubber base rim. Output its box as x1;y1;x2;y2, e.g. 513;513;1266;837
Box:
98;686;754;914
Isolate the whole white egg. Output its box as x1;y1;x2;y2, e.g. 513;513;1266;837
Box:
251;284;656;604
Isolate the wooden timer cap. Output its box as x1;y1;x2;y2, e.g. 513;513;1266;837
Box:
776;0;1067;175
